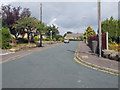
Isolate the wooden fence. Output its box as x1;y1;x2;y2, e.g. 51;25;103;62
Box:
88;33;107;50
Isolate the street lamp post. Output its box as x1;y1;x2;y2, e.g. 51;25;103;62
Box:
50;31;52;40
98;0;102;57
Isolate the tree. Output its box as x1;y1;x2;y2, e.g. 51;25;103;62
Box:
0;27;12;49
13;16;38;43
63;33;67;37
21;8;31;18
36;22;46;47
101;16;119;43
66;31;73;34
2;5;31;38
55;35;63;41
86;26;95;36
45;24;59;39
83;26;96;39
2;5;21;27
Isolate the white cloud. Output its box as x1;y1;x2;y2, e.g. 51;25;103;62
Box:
9;2;118;35
48;18;57;25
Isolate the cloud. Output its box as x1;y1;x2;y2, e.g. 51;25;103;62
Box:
9;2;118;35
48;18;57;25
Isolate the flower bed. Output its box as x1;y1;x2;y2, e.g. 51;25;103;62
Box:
108;42;120;51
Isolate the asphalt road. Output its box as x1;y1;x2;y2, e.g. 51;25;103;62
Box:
2;41;118;88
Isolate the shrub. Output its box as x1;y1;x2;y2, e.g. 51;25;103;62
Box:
34;36;39;41
69;39;80;41
58;38;64;41
0;27;12;49
11;34;16;40
52;38;56;41
17;38;28;44
45;38;51;41
108;42;120;51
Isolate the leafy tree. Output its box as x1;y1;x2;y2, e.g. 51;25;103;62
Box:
63;33;67;37
13;16;38;43
2;5;31;38
21;8;31;18
55;35;63;41
35;22;60;46
2;5;21;38
83;26;96;39
36;22;46;47
2;5;21;27
45;24;59;38
66;31;73;34
0;27;12;49
58;38;64;41
101;16;119;43
63;31;73;37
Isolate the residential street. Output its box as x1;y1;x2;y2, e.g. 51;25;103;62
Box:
2;41;118;88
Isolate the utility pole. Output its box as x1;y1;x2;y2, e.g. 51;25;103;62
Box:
39;3;43;47
40;3;42;23
98;0;102;57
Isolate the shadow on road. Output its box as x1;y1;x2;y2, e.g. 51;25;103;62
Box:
67;50;75;53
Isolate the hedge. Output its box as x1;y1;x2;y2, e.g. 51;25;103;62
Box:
0;27;12;49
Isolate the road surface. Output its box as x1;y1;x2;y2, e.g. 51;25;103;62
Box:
2;41;118;88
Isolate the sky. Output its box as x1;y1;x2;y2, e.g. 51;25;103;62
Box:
1;1;119;35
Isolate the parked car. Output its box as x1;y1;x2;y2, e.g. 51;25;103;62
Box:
64;39;70;43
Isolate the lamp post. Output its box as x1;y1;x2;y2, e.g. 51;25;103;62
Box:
50;31;52;40
98;0;102;57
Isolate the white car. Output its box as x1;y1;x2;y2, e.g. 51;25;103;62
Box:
64;39;70;43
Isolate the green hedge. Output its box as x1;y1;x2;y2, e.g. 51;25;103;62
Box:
17;38;28;44
69;39;80;41
0;27;12;49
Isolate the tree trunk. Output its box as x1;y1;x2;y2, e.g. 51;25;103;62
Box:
28;33;30;44
39;34;43;47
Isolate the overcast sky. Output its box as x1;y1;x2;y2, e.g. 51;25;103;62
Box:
8;2;118;35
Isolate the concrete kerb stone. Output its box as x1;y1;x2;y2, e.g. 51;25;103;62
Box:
74;42;120;76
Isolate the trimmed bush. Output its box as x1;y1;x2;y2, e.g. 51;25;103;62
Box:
108;42;120;51
34;36;39;42
52;38;56;41
0;27;12;49
58;38;64;41
69;39;80;41
17;38;28;44
45;38;51;41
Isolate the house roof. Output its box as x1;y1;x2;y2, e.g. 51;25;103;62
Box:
65;33;82;38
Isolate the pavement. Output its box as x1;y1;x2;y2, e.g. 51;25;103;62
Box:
75;41;120;75
2;41;118;88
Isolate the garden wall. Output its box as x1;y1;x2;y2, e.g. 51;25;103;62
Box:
88;33;107;50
